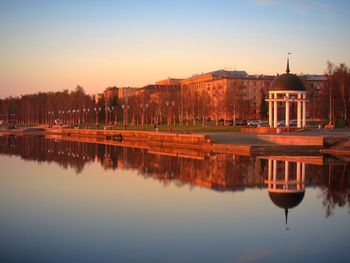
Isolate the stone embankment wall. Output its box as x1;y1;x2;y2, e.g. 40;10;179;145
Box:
47;128;213;147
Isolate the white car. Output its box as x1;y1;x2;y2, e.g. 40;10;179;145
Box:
54;119;62;125
248;120;260;127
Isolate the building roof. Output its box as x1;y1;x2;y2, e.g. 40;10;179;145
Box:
270;59;306;91
187;69;248;80
209;69;248;78
270;73;306;91
304;75;327;81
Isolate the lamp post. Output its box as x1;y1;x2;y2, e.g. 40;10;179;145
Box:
140;103;149;131
166;101;175;132
67;110;71;125
122;104;129;130
105;106;109;125
112;106;117;126
58;110;61;124
83;108;86;124
77;109;80;126
94;107;101;128
72;110;76;126
63;110;67;124
48;111;51;124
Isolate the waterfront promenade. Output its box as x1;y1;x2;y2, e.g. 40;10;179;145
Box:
1;126;349;156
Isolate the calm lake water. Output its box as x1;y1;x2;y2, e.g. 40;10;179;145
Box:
0;135;349;263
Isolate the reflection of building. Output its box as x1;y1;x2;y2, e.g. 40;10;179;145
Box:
264;157;305;225
1;135;349;219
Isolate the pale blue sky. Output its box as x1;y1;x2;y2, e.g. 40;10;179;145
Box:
0;0;349;97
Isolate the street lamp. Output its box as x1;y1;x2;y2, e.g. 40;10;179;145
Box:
68;110;72;125
94;107;101;128
140;103;149;131
58;110;61;124
122;104;129;130
105;106;109;125
166;101;175;132
83;108;86;124
77;109;80;126
111;106;117;126
83;108;90;126
48;111;54;124
72;110;76;126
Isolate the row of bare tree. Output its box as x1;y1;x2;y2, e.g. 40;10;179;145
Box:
1;62;349;127
326;62;350;126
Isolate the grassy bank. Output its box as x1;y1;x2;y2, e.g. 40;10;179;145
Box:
83;124;242;133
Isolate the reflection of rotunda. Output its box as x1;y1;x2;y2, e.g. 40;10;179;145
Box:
265;158;305;225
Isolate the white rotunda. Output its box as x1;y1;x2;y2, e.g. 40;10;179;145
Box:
267;59;307;128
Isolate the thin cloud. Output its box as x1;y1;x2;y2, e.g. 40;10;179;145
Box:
251;0;339;16
252;0;280;5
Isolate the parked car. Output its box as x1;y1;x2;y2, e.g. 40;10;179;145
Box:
234;120;247;126
277;120;285;127
247;120;260;127
224;120;233;126
277;120;298;127
54;119;62;125
248;120;268;127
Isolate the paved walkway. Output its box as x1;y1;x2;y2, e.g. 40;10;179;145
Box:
204;132;274;146
204;128;350;146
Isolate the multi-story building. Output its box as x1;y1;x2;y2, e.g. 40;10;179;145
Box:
103;86;119;106
104;70;329;123
302;75;328;120
180;69;328;121
180;69;274;121
92;93;103;104
155;78;183;86
118;87;142;102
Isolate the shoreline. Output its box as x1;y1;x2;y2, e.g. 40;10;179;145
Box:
1;127;337;156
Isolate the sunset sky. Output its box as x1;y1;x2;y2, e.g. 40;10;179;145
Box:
0;0;349;98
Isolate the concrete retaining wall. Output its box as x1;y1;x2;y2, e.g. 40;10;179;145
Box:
257;134;324;146
47;128;213;147
240;127;301;134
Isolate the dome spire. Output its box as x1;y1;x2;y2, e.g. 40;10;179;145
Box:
286;52;291;74
284;208;288;224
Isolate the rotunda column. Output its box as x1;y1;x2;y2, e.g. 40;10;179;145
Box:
273;159;277;189
285;93;290;127
302;93;306;127
268;159;272;188
297;93;301;128
273;93;278;128
284;161;289;189
269;93;273;127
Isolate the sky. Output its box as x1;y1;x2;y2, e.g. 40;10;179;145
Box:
0;0;349;98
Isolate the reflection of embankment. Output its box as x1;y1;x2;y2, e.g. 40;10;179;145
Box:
0;135;349;216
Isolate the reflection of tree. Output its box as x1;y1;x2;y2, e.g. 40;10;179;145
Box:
1;136;350;218
319;164;350;217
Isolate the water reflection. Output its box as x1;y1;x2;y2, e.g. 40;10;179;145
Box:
0;135;349;220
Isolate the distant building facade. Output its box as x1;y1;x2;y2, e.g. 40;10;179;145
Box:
103;86;119;105
155;78;183;86
180;70;273;121
102;70;328;123
302;75;328;120
118;87;141;102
